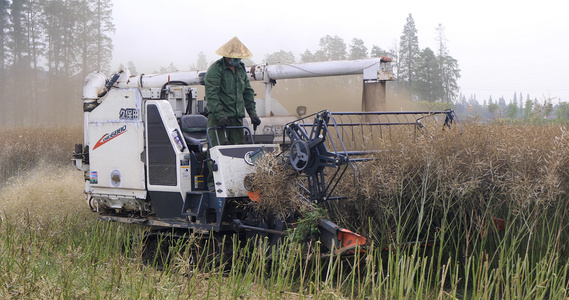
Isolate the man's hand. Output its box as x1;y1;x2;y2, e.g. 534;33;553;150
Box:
219;116;229;128
250;116;261;130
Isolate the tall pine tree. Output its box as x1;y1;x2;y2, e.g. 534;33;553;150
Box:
77;0;96;79
92;0;114;73
315;35;347;61
348;38;367;59
398;13;420;91
0;0;10;125
24;0;45;124
43;0;68;77
415;47;442;102
300;49;316;63
9;0;33;125
0;0;10;71
435;23;460;103
370;45;389;58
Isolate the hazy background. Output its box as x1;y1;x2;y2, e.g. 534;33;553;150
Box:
111;0;569;103
1;0;568;126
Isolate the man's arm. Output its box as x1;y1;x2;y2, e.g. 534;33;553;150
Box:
243;76;257;117
205;65;225;119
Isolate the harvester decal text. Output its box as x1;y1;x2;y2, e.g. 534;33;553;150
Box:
93;125;127;150
119;108;138;120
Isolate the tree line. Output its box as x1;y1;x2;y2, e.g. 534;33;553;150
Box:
0;0;114;126
237;14;462;105
454;92;569;124
2;5;461;126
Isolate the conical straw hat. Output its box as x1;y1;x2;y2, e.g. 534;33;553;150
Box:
215;37;253;59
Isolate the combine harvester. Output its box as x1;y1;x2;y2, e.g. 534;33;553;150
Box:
73;57;456;262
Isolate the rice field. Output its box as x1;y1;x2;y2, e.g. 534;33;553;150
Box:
1;123;569;299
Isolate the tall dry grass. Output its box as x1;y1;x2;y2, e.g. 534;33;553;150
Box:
2;123;569;298
325;121;569;297
0;126;86;220
334;122;569;240
0;126;82;183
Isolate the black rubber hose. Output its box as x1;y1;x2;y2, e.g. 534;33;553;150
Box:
105;72;121;90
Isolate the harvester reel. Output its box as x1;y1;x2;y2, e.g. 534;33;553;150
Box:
289;140;310;171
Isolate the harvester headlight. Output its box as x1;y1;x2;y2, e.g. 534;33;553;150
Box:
199;141;209;153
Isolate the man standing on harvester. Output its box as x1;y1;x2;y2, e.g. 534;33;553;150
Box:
205;36;261;190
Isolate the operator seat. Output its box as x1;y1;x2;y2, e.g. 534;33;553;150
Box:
180;115;208;147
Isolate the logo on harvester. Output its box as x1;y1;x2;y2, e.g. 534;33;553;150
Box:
119;108;138;120
93;125;127;150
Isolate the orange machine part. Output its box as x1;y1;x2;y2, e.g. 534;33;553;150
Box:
247;190;260;202
338;228;367;249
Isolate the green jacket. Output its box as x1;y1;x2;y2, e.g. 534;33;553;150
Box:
205;58;257;120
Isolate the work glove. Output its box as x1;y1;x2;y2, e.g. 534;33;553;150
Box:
218;116;229;129
250;116;261;130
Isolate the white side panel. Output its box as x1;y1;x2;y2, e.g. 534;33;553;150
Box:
210;144;280;197
87;88;146;199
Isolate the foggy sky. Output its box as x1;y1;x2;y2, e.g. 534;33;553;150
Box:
111;0;569;103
